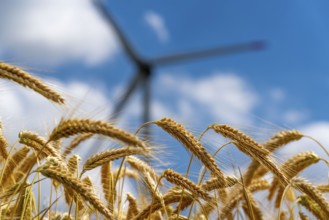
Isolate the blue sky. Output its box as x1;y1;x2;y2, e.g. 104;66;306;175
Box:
1;0;329;178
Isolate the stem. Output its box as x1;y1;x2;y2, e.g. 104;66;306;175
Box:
55;189;58;213
49;184;53;220
68;196;74;218
7;173;38;219
117;166;127;220
75;163;80;220
37;162;41;220
38;196;61;220
304;135;329;158
148;175;168;220
135;121;154;136
278;183;292;220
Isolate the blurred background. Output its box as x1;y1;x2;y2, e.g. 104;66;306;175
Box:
1;0;329;181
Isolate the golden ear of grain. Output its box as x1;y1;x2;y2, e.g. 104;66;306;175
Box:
299;212;310;220
101;162;113;205
133;189;193;220
274;186;285;208
50;212;73;220
219;179;270;219
235;141;288;186
218;188;229;205
48;118;146;148
126;156;160;184
82;147;149;174
241;191;263;220
153;118;225;183
169;214;189;220
263;130;303;152
143;170;163;201
292;178;329;217
37;157;113;219
195;198;217;218
298;195;326;220
209;124;290;186
210;124;270;158
1;146;29;187
0;121;8;160
126;193;139;219
281;151;320;180
137;169;168;220
19;130;62;160
67;154;80;177
64;174;89;210
151;211;163;220
251;165;268;180
113;168;139;181
1;179;28;200
243;130;303;186
172;194;195;215
243;160;262;186
78;176;94;211
13;154;38;183
269;151;320;202
0;62;65;104
64;186;74;206
15;185;34;220
51;139;62;154
63;133;93;158
201;175;238;191
14;145;54;183
197;214;207;220
218;191;242;219
163;169;211;201
316;184;329;193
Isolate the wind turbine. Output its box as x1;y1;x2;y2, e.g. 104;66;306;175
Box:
93;0;265;139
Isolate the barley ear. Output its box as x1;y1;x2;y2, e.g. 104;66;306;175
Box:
82;147;148;174
0;62;65;104
298;194;326;220
37;157;113;219
153;118;226;184
163;169;211;201
0;121;8;159
292;178;329;217
1;146;29;187
63;133;93;158
126;193;139;219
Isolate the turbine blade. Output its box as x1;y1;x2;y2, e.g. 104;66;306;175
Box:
93;0;141;63
149;40;265;66
111;71;143;120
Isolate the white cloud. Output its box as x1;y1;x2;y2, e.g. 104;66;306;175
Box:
282;109;309;124
269;88;285;102
0;0;118;66
157;73;259;124
144;11;169;43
